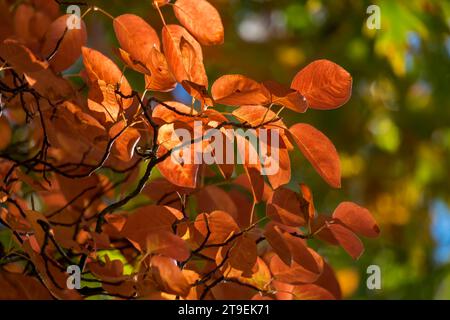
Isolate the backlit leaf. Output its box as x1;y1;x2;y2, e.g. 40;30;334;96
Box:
173;0;224;46
333;202;380;238
291;59;352;110
41;15;88;72
212;75;269;106
289;123;341;188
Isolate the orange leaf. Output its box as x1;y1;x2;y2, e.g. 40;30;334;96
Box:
144;48;177;92
299;183;315;222
195;185;238;218
162;24;207;86
325;223;365;260
0;271;53;300
89;256;128;283
0;117;12;151
291;59;352;110
151;255;190;296
173;0;224;46
152;101;196;125
41;14;88;72
218;234;257;275
262;80;307;113
266;187;306;227
43;101;108;165
212;75;269;106
269;246;323;284
113;14;160;67
283;233;323;273
261;130;291;189
232;105;284;128
0;39;48;73
264;223;292;265
121;205;184;247
82;47;133;124
289;123;341;188
156;144;200;188
108;120;141;163
194;210;240;245
146;230;190;261
333;202;380;238
280;262;342;300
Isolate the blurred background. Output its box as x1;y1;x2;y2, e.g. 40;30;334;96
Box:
80;0;450;299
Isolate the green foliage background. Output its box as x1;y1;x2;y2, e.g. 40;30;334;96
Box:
75;0;450;299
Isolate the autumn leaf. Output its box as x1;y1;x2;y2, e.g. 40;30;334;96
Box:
146;230;190;261
113;14;160;66
212;74;269;106
0;272;53;300
326;223;365;260
0;39;48;73
144;48;177;92
173;0;224;46
291;59;352;110
289;123;341;188
82;46;133;124
41;14;88;72
0;0;377;301
121;205;184;248
151;255;191;296
269;245;324;284
332;202;380;238
162;24;207;86
262;80;308;113
194;210;240;246
157;143;200;189
267;188;306;228
264;222;292;265
0;117;12;151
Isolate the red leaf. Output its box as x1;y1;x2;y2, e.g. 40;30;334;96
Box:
289;123;341;188
146;231;190;261
326;223;365;260
291;59;352;110
151;255;190;296
194;210;240;245
232;105;285;128
299;183;315;222
262;80;307;113
269;246;323;284
0;271;53;300
108;120;141;163
42;14;88;72
266;187;306;227
121;205;184;248
0;117;12;151
333;202;380;238
217;234;257;275
264;223;292;265
212;74;269;106
0;39;47;73
82;47;133;124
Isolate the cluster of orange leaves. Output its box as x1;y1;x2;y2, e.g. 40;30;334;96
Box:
0;0;379;300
